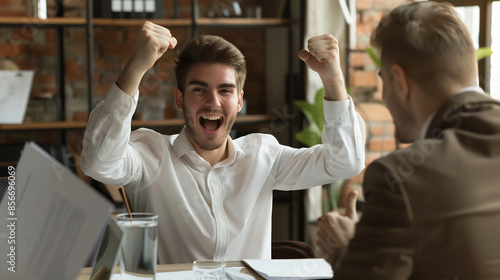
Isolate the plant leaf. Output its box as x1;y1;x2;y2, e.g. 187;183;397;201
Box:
294;88;326;146
295;126;322;147
293;100;316;126
313;88;325;130
328;180;344;211
345;85;352;96
365;47;381;68
477;47;493;61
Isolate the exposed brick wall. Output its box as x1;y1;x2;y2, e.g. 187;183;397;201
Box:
337;0;411;208
0;0;25;17
0;0;268;125
349;0;409;102
351;0;411;155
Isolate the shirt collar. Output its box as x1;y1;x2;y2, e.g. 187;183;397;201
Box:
173;127;246;165
455;86;485;95
218;135;246;166
420;86;485;139
173;127;195;158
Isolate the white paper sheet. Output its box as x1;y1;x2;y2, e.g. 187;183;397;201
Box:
0;70;34;124
109;267;254;280
110;270;194;280
0;142;115;280
242;259;333;280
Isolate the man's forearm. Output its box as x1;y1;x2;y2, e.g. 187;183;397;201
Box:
116;62;146;98
322;75;349;101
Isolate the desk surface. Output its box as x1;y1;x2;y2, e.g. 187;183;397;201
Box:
76;260;264;280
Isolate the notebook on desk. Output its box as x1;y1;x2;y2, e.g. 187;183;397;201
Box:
242;259;333;280
0;142;115;280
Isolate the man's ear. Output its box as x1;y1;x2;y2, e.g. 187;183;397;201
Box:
390;64;410;100
237;91;244;112
175;88;183;111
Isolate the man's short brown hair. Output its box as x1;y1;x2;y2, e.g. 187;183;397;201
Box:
175;35;247;93
370;2;476;89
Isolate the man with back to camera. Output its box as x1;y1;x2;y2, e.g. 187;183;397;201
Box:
315;2;500;279
81;22;366;264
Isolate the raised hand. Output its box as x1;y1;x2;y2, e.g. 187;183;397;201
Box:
299;34;348;101
315;190;359;266
117;21;177;97
128;21;177;73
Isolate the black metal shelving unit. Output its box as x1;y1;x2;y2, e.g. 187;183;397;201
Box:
0;0;301;136
0;0;307;241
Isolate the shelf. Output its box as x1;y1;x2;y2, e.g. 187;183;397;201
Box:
0;17;290;28
0;115;272;131
0;121;87;131
93;18;192;27
0;17;87;27
196;18;291;27
0;16;290;28
0;0;297;144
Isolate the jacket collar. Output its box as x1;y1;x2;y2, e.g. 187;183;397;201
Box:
424;91;496;139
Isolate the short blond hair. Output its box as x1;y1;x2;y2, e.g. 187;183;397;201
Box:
371;2;476;88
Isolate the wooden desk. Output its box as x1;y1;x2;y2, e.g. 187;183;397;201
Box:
76;260;264;280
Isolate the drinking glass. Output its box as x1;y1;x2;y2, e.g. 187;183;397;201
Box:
116;213;158;280
193;260;226;280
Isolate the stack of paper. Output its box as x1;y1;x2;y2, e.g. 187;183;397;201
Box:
242;259;333;280
0;70;34;124
108;267;254;280
0;142;115;280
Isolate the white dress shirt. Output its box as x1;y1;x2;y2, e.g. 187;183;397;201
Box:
81;83;366;264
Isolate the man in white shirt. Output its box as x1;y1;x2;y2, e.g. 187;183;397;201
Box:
81;21;365;264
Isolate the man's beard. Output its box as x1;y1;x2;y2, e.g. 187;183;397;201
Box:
395;125;415;144
393;110;419;144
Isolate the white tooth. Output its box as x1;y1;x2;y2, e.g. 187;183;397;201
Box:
203;116;221;121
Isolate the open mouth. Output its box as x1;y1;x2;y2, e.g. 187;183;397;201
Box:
200;115;224;132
